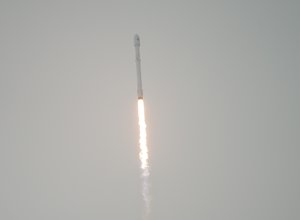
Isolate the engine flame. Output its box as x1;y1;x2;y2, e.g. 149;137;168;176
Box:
138;99;150;218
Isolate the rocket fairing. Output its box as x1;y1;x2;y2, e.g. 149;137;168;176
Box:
134;34;143;99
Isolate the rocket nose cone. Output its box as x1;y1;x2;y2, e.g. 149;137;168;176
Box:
134;34;140;46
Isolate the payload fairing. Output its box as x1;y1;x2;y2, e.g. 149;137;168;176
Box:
134;34;143;99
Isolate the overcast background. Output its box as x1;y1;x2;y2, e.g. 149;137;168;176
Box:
0;0;299;219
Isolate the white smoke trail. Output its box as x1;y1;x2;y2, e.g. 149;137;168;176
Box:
138;99;150;219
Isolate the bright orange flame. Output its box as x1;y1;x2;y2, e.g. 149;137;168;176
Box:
138;99;150;217
138;99;149;176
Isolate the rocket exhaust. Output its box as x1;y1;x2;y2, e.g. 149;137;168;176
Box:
134;34;151;219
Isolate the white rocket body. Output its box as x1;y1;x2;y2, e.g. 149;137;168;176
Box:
134;34;143;99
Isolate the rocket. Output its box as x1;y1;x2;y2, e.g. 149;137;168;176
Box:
134;34;143;99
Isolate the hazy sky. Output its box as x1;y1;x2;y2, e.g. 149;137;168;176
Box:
0;1;299;219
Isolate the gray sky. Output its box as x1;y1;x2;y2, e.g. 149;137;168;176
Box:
0;0;299;219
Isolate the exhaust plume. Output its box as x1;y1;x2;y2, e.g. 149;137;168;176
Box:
138;99;150;219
